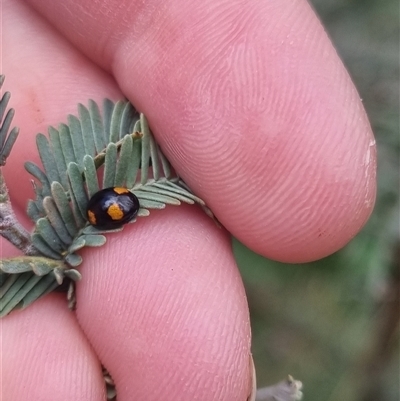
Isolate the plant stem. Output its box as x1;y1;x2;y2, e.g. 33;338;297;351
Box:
256;376;303;401
0;171;38;255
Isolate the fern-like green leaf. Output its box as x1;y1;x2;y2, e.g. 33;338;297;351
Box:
103;143;118;187
83;155;100;197
1;98;215;316
0;257;75;317
24;100;209;265
0;76;19;166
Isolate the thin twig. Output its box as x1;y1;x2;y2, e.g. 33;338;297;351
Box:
0;171;38;255
93;130;143;169
256;376;303;401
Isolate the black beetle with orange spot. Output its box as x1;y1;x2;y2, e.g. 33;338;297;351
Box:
86;187;140;229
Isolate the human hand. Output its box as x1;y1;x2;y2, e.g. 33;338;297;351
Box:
1;0;376;400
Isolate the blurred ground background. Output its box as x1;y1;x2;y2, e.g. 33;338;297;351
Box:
233;1;399;400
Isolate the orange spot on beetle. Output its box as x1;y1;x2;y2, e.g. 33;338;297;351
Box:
107;203;124;220
113;187;130;195
87;209;97;225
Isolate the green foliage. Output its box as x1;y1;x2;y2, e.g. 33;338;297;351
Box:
1;97;212;317
25;101;211;265
0;75;19;166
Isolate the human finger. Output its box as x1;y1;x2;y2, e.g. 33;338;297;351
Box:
1;294;106;401
77;205;252;401
24;0;377;262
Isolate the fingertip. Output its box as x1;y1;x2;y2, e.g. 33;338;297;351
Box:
112;0;377;262
2;295;106;400
76;205;251;400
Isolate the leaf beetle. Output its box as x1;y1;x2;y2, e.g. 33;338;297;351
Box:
86;187;140;229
